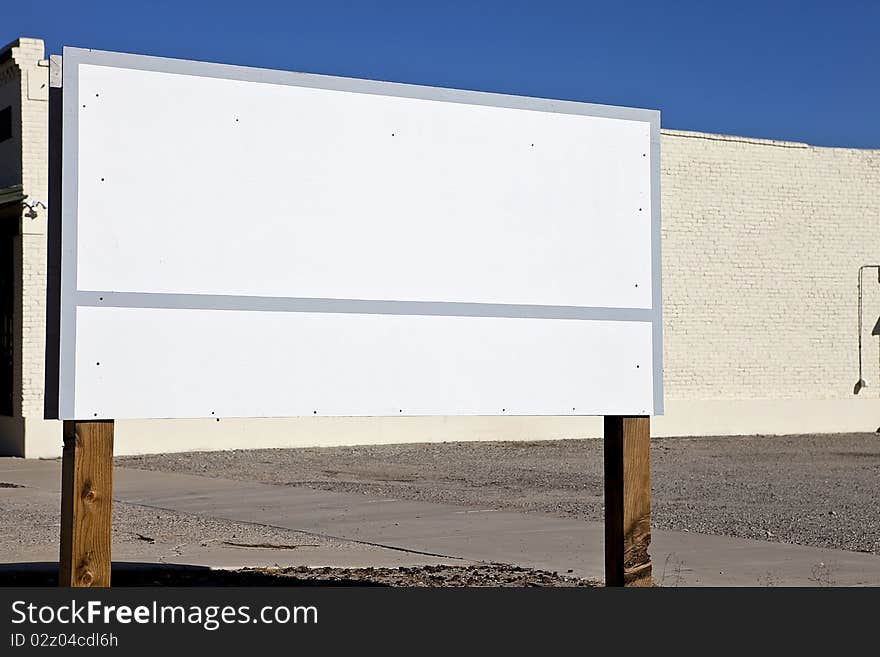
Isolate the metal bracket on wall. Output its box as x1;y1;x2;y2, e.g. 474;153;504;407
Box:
49;55;62;89
854;264;880;394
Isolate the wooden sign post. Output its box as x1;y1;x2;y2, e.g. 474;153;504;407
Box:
59;420;114;587
604;416;651;587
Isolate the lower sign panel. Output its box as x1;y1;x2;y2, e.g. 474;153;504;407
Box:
71;307;655;419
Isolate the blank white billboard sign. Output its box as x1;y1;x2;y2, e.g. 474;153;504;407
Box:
50;47;662;421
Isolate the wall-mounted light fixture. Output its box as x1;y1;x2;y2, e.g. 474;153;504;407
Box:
22;199;47;218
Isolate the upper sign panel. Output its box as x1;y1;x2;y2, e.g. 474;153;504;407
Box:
73;58;654;309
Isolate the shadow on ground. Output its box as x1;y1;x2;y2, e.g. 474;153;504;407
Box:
0;563;597;587
0;563;383;587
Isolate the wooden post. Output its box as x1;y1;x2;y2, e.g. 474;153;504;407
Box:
59;420;114;587
604;416;651;587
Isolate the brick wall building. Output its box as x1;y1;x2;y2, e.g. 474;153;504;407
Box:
657;129;880;437
1;38;879;457
0;38;54;456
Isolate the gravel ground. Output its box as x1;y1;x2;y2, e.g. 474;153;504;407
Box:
120;433;880;555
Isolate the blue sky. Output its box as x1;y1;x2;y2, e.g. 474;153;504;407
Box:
4;1;878;147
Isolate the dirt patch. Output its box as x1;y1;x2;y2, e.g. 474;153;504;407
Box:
0;563;597;587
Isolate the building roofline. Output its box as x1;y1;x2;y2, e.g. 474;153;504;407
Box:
661;128;880;152
0;38;21;64
1;37;45;65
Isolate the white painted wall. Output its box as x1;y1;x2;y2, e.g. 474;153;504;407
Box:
661;129;880;403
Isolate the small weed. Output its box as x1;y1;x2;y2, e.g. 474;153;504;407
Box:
758;571;777;587
808;562;835;587
659;553;686;587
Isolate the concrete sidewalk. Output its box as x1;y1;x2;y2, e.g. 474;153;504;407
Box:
3;458;879;586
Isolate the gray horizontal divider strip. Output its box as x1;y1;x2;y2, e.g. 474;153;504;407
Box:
75;291;654;322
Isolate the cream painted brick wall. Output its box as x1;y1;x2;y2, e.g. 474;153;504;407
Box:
660;129;880;401
18;41;48;419
9;39;47;204
19;233;47;416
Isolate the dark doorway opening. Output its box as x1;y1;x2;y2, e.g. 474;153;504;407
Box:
0;210;15;416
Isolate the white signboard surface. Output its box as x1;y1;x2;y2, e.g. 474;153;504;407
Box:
53;47;662;420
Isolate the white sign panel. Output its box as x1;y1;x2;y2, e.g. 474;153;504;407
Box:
50;47;662;420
